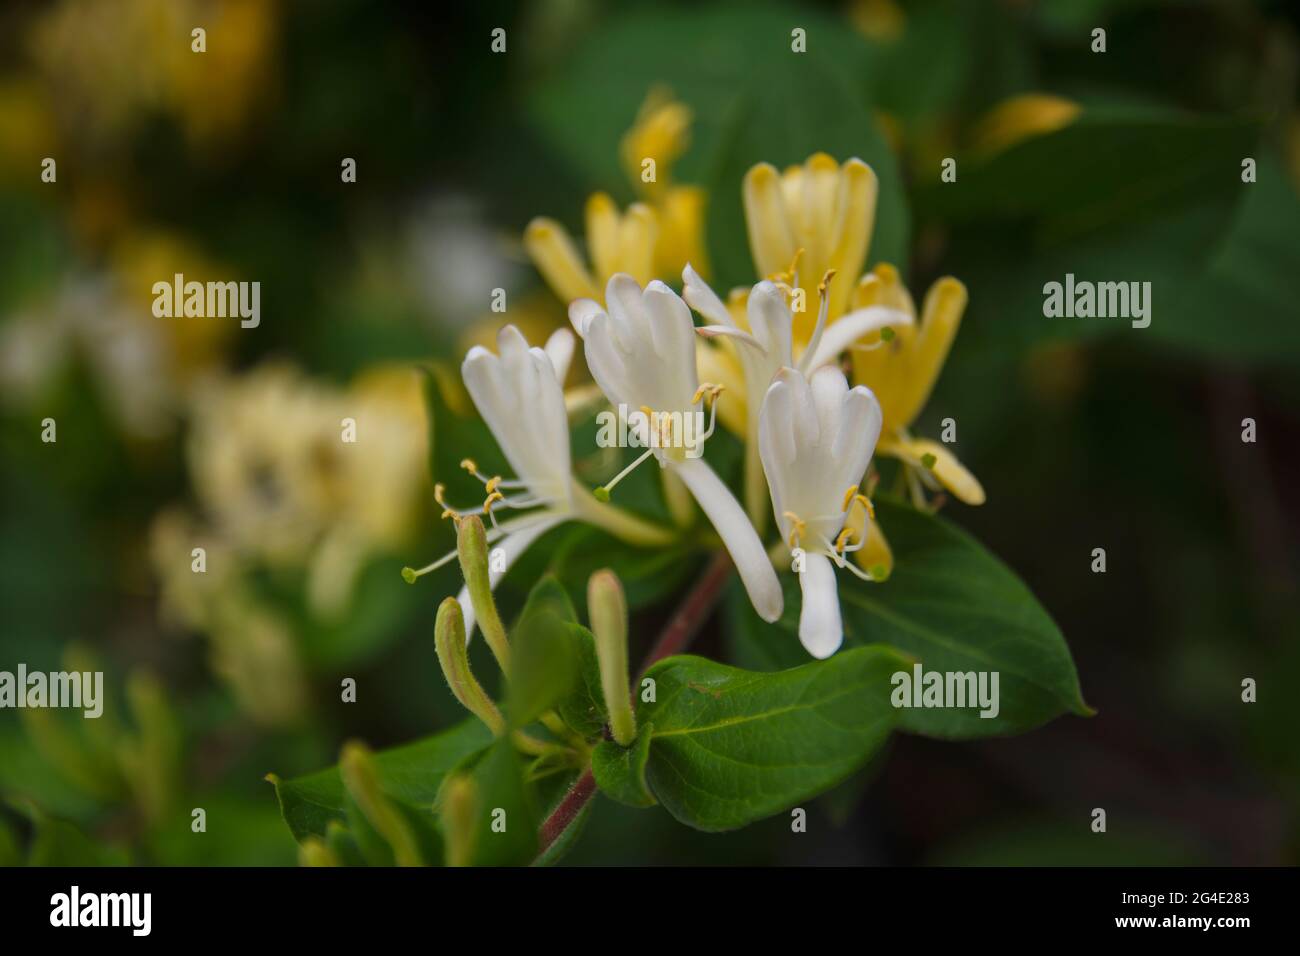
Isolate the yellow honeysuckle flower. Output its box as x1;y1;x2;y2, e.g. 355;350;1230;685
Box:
968;93;1081;157
524;194;658;305
525;89;707;308
844;264;986;578
620;87;709;277
620;87;692;203
742;152;879;344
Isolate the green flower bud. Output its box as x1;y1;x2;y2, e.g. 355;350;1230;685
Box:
339;740;423;867
440;773;478;867
435;597;505;737
457;515;510;672
588;569;636;746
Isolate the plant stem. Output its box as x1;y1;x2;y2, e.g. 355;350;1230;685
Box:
639;551;734;676
534;550;735;860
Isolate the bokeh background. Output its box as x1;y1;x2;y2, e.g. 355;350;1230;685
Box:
1;0;1297;866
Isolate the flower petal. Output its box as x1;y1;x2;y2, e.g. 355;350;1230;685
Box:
543;327;575;383
743;162;797;279
880;434;986;506
682;263;735;327
801;305;912;373
797;551;843;658
524;218;598;304
674;457;782;623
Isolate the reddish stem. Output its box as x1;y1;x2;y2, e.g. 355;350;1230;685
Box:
639;550;735;675
534;551;735;860
538;769;595;852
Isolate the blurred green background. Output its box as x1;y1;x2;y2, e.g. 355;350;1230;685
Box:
1;0;1297;865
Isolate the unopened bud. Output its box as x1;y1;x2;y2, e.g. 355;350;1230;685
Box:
588;569;636;746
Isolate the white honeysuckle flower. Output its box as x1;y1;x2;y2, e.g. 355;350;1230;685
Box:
683;263;908;527
569;274;783;623
758;364;884;658
685;262;910;412
403;323;672;638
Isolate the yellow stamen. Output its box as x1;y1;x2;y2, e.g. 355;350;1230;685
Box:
691;382;726;405
484;476;501;494
834;527;856;554
841;486;876;520
482;490;505;514
783;511;807;549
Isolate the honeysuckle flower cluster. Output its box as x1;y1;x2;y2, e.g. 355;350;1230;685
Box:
739;152;985;580
418;122;988;658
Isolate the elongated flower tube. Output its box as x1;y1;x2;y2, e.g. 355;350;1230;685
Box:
758;365;884;658
684;264;909;526
569;274;783;623
402;324;673;639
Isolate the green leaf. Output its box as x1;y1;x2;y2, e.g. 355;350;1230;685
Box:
728;499;1089;738
556;622;608;739
508;575;609;739
270;718;492;844
459;739;539;867
591;722;656;808
922;108;1259;240
508;578;581;729
342;789;442;868
512;573;577;626
635;647;907;831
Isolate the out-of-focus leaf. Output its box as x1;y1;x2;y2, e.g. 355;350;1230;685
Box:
460;738;539;866
635;647;906;831
527;1;910;288
270;717;492;843
931;819;1211;866
728;499;1089;738
921;108;1259;240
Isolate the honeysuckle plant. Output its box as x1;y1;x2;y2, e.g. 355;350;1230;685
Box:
270;140;1088;866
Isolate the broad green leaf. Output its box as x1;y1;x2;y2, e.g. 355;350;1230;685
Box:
728;499;1089;738
636;647;907;831
1149;153;1300;364
270;717;492;843
591;723;656;808
920;108;1258;240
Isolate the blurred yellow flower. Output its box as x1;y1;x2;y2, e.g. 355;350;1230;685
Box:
151;363;428;722
968;94;1081;157
525;89;706;307
28;0;276;150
